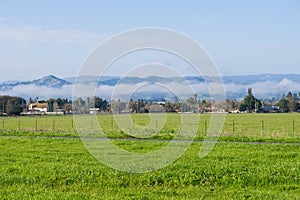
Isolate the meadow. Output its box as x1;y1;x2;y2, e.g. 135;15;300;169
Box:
1;113;300;141
0;113;299;199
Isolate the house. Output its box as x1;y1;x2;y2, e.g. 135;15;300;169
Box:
28;102;48;113
89;108;100;114
230;109;240;114
156;101;166;105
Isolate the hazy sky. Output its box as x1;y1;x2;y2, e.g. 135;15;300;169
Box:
0;0;300;81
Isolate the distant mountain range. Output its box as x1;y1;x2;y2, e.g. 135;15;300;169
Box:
0;75;70;90
1;74;300;100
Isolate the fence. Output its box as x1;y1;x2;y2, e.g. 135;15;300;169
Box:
0;114;300;138
0;115;76;133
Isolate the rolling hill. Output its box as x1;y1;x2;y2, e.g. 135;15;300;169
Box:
0;74;300;100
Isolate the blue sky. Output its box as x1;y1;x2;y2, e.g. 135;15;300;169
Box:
0;0;300;81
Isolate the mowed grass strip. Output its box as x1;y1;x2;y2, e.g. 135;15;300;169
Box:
0;137;299;199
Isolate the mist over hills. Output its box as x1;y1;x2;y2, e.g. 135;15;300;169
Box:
0;74;300;100
0;75;70;90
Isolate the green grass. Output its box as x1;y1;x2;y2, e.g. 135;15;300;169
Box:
1;113;300;142
0;114;300;199
0;137;299;199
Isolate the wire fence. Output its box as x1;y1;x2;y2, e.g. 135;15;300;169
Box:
0;114;299;138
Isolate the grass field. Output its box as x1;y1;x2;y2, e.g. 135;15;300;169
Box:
1;113;300;141
0;114;300;199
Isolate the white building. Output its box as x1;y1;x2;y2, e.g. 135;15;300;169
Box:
28;102;48;113
89;108;100;114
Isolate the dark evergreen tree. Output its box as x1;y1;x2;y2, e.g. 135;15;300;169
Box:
278;95;290;113
94;96;108;111
286;91;297;112
239;88;262;112
0;96;26;115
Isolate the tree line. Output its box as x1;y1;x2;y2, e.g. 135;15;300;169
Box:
1;89;300;115
228;88;300;113
0;96;26;115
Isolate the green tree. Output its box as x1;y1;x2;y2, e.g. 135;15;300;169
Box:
239;88;262;112
278;95;289;113
94;96;108;111
286;91;297;112
55;98;64;108
47;98;55;112
0;96;26;115
193;93;198;102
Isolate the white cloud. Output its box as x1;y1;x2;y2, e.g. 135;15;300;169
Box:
1;79;300;101
0;84;73;99
0;24;104;46
278;78;293;88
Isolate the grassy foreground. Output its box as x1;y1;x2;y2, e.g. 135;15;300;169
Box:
0;136;299;199
0;114;300;199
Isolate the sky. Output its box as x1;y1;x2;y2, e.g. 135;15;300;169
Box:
0;0;300;81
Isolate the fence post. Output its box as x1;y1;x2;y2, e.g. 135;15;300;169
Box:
91;117;93;128
18;120;20;130
2;119;4;130
293;120;295;137
204;119;207;134
52;119;55;131
261;120;264;136
71;119;74;128
232;119;235;136
35;119;38;131
156;120;158;129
